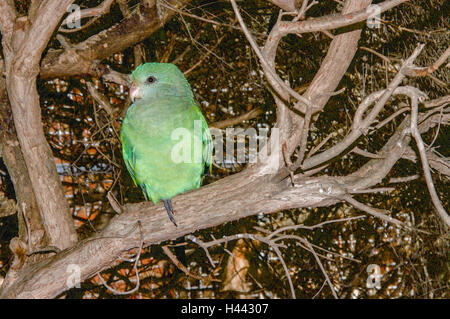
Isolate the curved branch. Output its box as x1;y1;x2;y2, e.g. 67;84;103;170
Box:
278;0;410;36
1;93;445;297
0;0;17;51
39;0;193;79
0;168;351;298
302;45;425;170
408;89;450;227
3;1;79;253
59;0;115;33
268;0;373;158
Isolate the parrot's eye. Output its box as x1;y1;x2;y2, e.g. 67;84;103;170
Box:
146;76;156;84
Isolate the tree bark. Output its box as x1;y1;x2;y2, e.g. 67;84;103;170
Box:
0;75;46;251
2;1;78;250
39;0;193;79
0;166;347;298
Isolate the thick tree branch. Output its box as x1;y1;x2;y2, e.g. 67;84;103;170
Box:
0;168;347;298
262;0;374;162
0;0;17;50
1;87;445;297
39;0;193;79
0;69;46;253
2;1;78;252
0;0;445;300
4;100;444;301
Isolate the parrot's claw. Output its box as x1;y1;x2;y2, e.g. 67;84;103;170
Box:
163;199;178;227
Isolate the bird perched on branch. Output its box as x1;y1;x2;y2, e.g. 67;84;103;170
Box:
120;63;212;227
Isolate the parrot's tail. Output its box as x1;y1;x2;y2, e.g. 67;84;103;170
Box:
163;199;177;227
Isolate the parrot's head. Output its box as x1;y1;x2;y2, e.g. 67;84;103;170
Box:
129;63;193;101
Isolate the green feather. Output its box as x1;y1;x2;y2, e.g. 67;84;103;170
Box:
120;63;212;204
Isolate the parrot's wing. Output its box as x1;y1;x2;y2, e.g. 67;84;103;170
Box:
195;106;213;173
122;136;155;201
122;137;138;186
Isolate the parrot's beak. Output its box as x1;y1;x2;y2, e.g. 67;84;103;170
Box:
129;83;141;102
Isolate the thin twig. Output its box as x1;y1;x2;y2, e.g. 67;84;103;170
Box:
403;45;450;77
408;90;450;227
342;194;406;228
342;195;431;235
272;244;296;299
107;191;122;215
210;108;263;129
230;0;314;111
291;104;312;171
304;240;338;299
162;245;220;284
97;221;144;295
59;0;115;33
21;203;31;253
388;175;419;184
268;216;366;239
183;35;225;76
374;107;410;130
282;141;295;185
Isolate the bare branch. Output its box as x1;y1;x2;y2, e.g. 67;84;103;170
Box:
59;0;115;33
162;245;220;284
0;0;17;50
342;195;406;228
283;0;372;158
267;0;303;12
403;45;450;77
388;175;420;184
303;239;338;299
231;0;314;112
210;108;263;129
424;95;450;109
407;88;450;227
97;222;143;295
302;44;425;170
402;147;450;178
0;69;46;256
39;0;193;79
345;98;447;192
278;0;410;36
2;0;79;253
189;232;297;298
86;82;115;117
0;168;355;298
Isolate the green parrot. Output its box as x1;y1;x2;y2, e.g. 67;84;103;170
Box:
120;63;212;226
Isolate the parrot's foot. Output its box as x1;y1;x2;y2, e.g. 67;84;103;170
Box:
163;199;177;227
